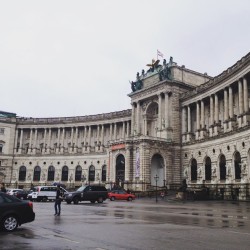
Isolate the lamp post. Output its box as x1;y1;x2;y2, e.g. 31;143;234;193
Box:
154;174;159;203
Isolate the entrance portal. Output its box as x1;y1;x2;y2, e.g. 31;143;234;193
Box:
151;154;165;187
116;154;125;185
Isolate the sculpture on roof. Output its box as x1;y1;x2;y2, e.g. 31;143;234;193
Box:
159;56;173;81
146;59;160;73
130;72;143;92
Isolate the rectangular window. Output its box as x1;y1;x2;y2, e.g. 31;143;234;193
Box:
0;128;4;134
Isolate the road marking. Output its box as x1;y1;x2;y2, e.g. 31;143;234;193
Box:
228;230;250;236
54;234;80;244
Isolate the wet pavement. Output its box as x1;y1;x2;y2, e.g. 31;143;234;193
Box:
0;197;250;250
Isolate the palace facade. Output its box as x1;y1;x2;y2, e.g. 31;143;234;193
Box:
1;52;250;200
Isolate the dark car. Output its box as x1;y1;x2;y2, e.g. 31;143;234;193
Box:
13;190;29;200
64;185;108;204
0;192;35;232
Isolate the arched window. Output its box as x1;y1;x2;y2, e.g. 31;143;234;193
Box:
33;166;41;181
205;157;212;181
219;155;226;180
0;144;3;153
48;165;55;181
61;166;68;181
234;151;241;180
75;165;82;181
102;165;107;182
88;165;95;182
191;159;197;181
19;166;26;181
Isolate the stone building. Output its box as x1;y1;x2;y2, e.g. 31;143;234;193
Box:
0;52;250;200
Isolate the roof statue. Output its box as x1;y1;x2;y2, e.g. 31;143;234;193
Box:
159;56;173;81
129;55;174;93
129;72;143;92
146;59;160;73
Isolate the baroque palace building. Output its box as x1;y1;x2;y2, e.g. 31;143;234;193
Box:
0;52;250;200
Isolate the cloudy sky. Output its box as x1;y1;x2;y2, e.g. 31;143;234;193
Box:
0;0;249;118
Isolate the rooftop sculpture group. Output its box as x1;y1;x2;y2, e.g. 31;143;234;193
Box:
130;56;174;92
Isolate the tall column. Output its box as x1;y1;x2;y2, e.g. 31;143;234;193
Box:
196;102;200;130
75;127;78;147
34;129;38;149
127;121;130;137
229;86;233;118
182;107;187;133
214;94;219;123
88;126;91;146
243;77;249;113
158;94;162;130
43;128;47;147
70;127;74;146
114;123;117;140
210;95;214;125
224;88;229;120
165;92;169;128
201;100;205;129
61;128;65;148
14;129;18;150
19;129;23;153
48;128;51;148
122;122;125;138
101;125;104;145
137;101;140;134
144;117;148;135
29;129;33;148
84;126;87;145
238;79;243;114
187;105;191;133
110;124;113;141
131;103;135;135
57;128;61;146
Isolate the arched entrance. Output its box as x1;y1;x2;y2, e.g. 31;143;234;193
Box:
191;158;197;181
219;155;226;180
205;157;212;181
151;154;165;187
234;151;241;180
115;154;125;184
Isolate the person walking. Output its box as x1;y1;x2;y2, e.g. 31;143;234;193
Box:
54;185;62;216
0;183;7;193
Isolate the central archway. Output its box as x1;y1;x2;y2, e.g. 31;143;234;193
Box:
116;154;125;184
151;154;165;187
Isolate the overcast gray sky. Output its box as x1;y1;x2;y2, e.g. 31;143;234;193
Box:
0;0;249;118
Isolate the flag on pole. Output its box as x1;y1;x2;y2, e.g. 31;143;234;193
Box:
157;50;164;59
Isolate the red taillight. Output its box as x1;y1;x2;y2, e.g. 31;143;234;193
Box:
28;201;33;210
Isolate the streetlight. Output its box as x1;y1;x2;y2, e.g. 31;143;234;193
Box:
154;174;159;203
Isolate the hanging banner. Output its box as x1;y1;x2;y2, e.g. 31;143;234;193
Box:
135;148;140;178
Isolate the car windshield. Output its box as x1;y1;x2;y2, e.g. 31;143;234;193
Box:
76;186;87;192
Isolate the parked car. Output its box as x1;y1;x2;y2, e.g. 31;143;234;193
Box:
108;190;136;201
28;186;68;202
13;190;29;200
0;192;35;232
7;189;23;196
64;185;108;204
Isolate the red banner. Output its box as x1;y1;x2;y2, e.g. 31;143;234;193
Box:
111;144;125;151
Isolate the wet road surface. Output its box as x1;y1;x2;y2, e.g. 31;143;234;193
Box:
1;199;250;250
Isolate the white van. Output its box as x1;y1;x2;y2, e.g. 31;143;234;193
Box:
30;186;68;202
